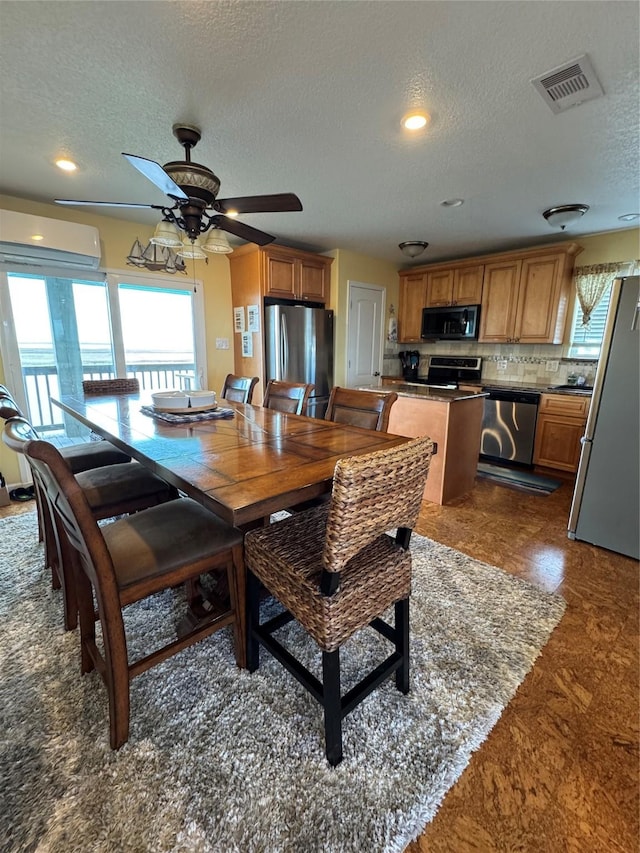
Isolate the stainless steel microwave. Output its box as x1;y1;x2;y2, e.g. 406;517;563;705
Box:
421;304;480;340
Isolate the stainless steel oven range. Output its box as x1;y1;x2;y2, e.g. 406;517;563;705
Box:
412;356;483;389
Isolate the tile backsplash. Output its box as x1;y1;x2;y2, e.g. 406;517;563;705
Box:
384;341;597;386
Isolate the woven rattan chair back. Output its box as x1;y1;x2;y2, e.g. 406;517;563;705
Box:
262;380;314;415
324;435;433;573
16;432;244;750
221;374;259;404
324;387;398;432
82;378;140;395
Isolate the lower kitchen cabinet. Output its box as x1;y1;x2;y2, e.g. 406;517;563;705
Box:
533;393;590;472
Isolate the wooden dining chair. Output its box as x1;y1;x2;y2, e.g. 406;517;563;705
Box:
221;374;259;404
19;434;244;750
325;387;398;432
82;377;140;394
3;417;178;632
245;435;434;766
262;380;315;415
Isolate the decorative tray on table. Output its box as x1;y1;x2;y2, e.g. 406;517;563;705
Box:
152;403;218;414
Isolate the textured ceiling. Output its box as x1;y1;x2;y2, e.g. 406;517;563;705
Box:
0;1;638;265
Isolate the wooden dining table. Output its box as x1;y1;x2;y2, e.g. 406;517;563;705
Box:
51;391;409;665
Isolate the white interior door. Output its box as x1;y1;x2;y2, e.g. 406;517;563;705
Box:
346;281;385;387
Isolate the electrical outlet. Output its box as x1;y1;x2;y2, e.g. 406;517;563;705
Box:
215;337;230;350
497;360;508;371
546;360;559;372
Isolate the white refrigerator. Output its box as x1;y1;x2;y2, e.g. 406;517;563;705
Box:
568;276;639;559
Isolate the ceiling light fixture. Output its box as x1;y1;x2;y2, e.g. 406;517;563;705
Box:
401;112;429;131
618;213;640;222
399;241;429;258
440;198;464;208
542;204;589;230
126;238;187;274
55;158;77;172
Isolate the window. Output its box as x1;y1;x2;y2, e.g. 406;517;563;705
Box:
0;265;205;432
567;283;612;359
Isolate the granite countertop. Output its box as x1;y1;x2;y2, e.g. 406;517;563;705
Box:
358;383;489;403
460;379;593;397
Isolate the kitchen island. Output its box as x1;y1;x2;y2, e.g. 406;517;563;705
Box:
357;382;488;505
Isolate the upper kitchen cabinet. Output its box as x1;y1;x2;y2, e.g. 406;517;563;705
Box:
398;271;428;342
479;246;581;344
425;264;484;307
261;245;332;303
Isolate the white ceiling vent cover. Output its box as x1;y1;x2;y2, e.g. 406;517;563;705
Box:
0;209;101;269
531;54;604;114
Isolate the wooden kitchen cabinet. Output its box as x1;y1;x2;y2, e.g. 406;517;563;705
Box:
533;393;590;472
398;271;427;341
262;245;332;303
426;264;484;307
479;249;578;344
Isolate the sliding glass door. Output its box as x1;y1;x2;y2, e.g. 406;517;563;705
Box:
0;266;205;434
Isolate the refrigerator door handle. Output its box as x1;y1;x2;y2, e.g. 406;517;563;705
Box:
281;313;289;377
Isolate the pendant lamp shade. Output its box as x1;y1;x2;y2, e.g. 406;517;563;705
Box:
150;220;182;247
176;237;207;259
202;230;233;254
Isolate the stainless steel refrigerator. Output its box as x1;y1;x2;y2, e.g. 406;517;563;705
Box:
568;276;639;559
264;302;334;418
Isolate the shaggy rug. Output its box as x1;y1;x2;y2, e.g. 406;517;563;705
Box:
0;511;565;853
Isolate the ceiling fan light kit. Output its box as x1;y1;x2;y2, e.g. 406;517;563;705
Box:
399;240;429;258
542;204;589;230
55;124;303;248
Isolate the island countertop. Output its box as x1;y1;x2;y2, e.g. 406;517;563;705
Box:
356;382;489;402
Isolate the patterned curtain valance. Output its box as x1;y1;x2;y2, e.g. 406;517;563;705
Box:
573;260;640;326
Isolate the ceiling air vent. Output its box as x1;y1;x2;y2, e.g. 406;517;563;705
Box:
531;53;604;114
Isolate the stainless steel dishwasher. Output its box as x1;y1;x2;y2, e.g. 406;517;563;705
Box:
480;388;541;466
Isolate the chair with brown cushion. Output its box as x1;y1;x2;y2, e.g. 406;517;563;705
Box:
3;417;178;632
221;374;259;404
82;377;140;395
14;432;244;750
244;435;434;766
262;380;315;415
325;387;398;431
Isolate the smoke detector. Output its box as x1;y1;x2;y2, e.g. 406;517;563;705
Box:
531;54;604;114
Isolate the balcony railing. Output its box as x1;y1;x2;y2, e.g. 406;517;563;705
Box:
23;362;196;432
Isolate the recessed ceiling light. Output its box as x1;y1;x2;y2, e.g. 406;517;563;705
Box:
618;213;640;222
401;112;429;131
31;234;44;241
440;198;464;208
55;158;77;172
225;210;239;218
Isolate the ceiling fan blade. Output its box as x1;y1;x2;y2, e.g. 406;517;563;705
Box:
122;153;189;201
55;199;164;209
214;193;303;215
214;215;275;246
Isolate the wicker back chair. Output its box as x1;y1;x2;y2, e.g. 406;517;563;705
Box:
245;435;434;765
262;380;314;415
3;417;178;631
17;433;244;749
82;378;140;395
325;387;398;432
221;374;259;404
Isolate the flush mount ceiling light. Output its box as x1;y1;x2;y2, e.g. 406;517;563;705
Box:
401;112;429;131
618;213;640;222
542;204;589;230
399;241;429;258
55;158;77;172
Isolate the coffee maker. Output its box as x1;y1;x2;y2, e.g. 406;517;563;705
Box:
399;350;420;381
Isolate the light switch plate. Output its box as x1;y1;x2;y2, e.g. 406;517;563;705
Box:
215;337;230;350
497;360;508;371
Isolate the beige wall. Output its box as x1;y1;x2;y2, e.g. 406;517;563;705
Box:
572;227;639;265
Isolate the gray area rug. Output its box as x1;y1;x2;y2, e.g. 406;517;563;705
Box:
0;511;565;853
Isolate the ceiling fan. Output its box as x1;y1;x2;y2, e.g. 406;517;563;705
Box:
55;124;303;247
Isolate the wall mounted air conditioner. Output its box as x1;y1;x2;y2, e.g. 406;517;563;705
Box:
0;209;101;269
